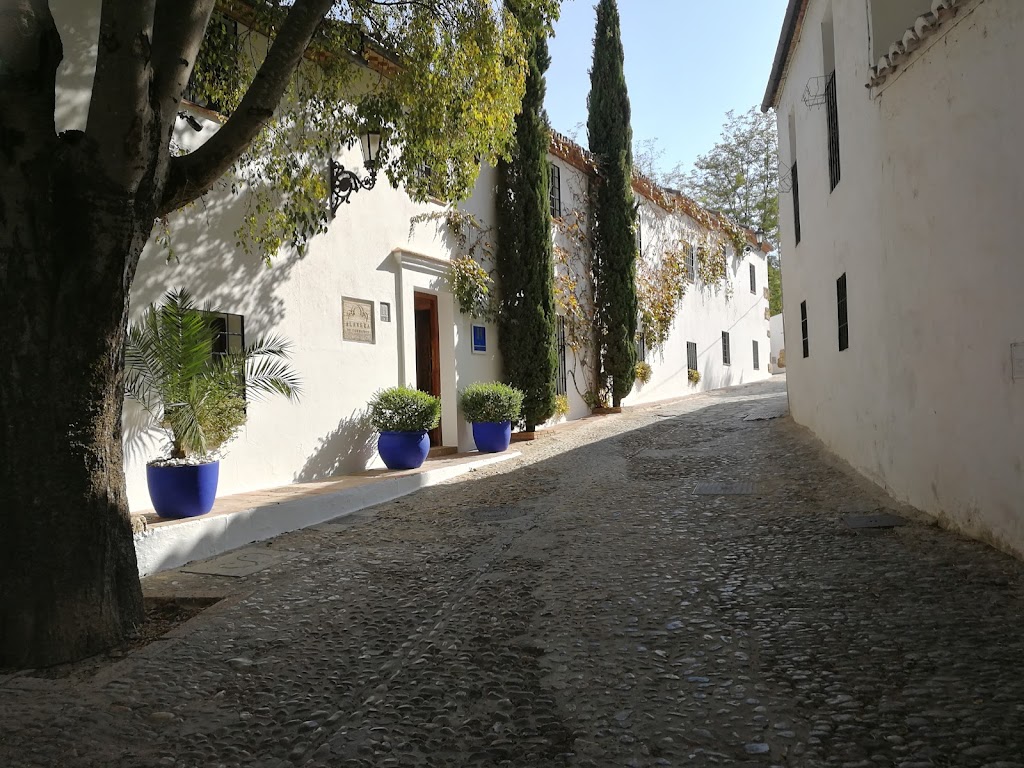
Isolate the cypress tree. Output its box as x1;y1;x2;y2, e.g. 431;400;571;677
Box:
495;10;558;431
587;0;638;407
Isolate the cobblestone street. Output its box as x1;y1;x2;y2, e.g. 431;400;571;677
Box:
3;378;1024;768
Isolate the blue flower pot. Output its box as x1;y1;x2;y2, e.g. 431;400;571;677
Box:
378;430;430;470
472;421;512;453
146;461;220;519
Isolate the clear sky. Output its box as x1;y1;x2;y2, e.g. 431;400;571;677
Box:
545;0;788;176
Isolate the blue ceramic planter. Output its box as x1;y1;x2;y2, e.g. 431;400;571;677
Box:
378;430;430;470
147;461;220;519
472;421;512;453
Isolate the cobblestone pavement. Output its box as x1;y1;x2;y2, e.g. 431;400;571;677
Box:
3;377;1024;768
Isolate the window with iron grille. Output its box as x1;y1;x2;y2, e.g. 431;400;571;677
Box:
202;311;245;358
636;333;647;363
837;273;849;351
684;242;696;282
549;162;561;218
201;310;246;398
721;331;731;365
556;315;568;396
686;341;698;374
792;161;802;245
752;340;760;370
826;70;841;191
635;217;642;254
800;301;809;358
749;263;756;294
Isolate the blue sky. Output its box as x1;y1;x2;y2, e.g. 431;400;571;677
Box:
545;0;788;176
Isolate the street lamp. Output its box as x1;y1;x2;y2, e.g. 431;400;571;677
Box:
329;128;382;216
754;228;766;247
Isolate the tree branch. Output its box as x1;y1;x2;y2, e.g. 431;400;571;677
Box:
151;0;217;129
0;0;62;155
86;0;157;192
158;0;336;216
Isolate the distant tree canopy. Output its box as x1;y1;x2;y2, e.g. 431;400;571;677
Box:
683;106;782;313
682;107;779;244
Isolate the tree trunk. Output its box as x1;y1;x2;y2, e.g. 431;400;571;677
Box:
0;139;151;668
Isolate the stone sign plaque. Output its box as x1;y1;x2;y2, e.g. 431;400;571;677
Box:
342;297;375;344
1012;342;1024;381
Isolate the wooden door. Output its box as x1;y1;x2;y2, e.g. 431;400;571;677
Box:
413;292;442;446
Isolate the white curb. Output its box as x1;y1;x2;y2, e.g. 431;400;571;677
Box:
134;451;520;577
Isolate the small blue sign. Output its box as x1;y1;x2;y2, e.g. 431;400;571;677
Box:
472;325;487;354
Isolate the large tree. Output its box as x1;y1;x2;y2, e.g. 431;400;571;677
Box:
0;0;557;668
587;0;637;407
495;4;557;431
683;106;782;312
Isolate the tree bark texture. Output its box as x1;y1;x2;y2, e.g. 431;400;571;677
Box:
0;0;339;667
0;1;153;668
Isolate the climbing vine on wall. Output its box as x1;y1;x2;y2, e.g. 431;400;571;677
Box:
552;205;603;407
410;208;497;321
636;244;688;351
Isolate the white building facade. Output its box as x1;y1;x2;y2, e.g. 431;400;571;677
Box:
53;0;769;513
764;0;1024;554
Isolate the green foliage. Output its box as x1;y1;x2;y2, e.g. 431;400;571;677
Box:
125;289;301;461
688;368;701;384
769;260;783;315
683;107;779;245
495;11;558;430
588;0;638;407
170;0;562;262
553;393;570;418
447;255;496;320
368;386;441;433
553;204;600;406
634;361;652;385
459;382;525;423
636;245;688;351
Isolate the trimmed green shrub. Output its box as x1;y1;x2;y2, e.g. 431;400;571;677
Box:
369;386;441;433
460;382;525;423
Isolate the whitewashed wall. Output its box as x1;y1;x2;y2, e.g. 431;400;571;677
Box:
774;0;1024;554
769;313;785;373
624;199;771;407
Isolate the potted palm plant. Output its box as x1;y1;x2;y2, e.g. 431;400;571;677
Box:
459;382;524;453
368;386;441;470
125;289;301;518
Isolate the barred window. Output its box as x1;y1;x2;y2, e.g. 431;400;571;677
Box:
549;163;561;218
556;316;568;396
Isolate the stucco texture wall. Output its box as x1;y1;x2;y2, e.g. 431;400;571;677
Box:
776;0;1024;555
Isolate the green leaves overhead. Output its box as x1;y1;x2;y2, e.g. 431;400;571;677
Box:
174;0;561;261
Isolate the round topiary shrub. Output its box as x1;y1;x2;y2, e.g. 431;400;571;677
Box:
459;381;525;424
369;386;441;433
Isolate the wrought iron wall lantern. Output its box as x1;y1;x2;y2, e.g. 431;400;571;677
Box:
329;129;382;217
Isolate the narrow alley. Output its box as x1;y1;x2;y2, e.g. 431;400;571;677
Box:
3;378;1022;768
